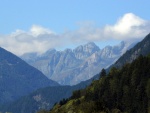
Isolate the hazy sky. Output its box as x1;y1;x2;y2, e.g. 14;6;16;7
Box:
0;0;150;55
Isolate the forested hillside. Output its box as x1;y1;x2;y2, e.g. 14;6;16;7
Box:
40;55;150;113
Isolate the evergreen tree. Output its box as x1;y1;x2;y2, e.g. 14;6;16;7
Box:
99;68;106;78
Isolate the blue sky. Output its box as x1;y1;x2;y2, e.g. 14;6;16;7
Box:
1;0;150;34
0;0;150;55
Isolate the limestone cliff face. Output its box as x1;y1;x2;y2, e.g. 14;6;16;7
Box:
21;41;134;85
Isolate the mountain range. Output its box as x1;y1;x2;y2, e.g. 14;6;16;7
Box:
0;47;59;104
0;34;150;113
1;33;149;113
21;41;135;85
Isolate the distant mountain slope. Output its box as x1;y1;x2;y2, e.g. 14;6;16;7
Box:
0;47;59;104
110;33;150;69
21;41;135;85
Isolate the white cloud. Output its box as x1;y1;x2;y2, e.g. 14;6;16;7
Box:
63;13;150;44
0;27;64;55
30;25;54;36
67;13;150;42
0;13;149;56
104;13;150;40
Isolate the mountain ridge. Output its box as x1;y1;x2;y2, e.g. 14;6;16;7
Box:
0;47;59;104
110;33;150;69
21;41;135;85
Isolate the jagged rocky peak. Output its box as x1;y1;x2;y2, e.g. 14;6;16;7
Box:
64;48;72;53
21;40;136;85
40;48;57;58
99;45;115;58
99;41;134;59
73;42;100;59
109;41;126;50
60;49;74;60
117;41;125;49
111;41;125;54
21;52;38;61
74;42;100;53
85;51;101;65
44;48;56;55
83;42;100;53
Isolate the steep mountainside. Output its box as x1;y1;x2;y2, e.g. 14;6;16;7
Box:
46;55;150;113
21;41;134;85
111;33;150;69
0;47;59;104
